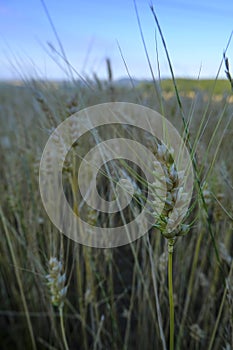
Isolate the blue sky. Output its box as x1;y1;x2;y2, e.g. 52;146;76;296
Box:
0;0;233;80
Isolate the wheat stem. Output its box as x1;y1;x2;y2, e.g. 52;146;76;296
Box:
168;239;175;350
59;306;69;350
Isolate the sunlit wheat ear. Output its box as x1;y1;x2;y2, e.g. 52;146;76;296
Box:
46;257;68;308
151;142;190;239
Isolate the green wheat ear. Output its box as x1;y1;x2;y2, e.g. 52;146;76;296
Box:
46;257;68;308
46;257;69;350
151;142;190;239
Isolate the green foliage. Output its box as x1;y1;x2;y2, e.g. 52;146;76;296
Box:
138;78;232;95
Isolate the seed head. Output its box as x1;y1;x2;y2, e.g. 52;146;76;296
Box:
151;142;190;238
46;257;68;308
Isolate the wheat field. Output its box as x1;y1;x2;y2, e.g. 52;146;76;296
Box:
0;71;232;349
0;4;233;349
